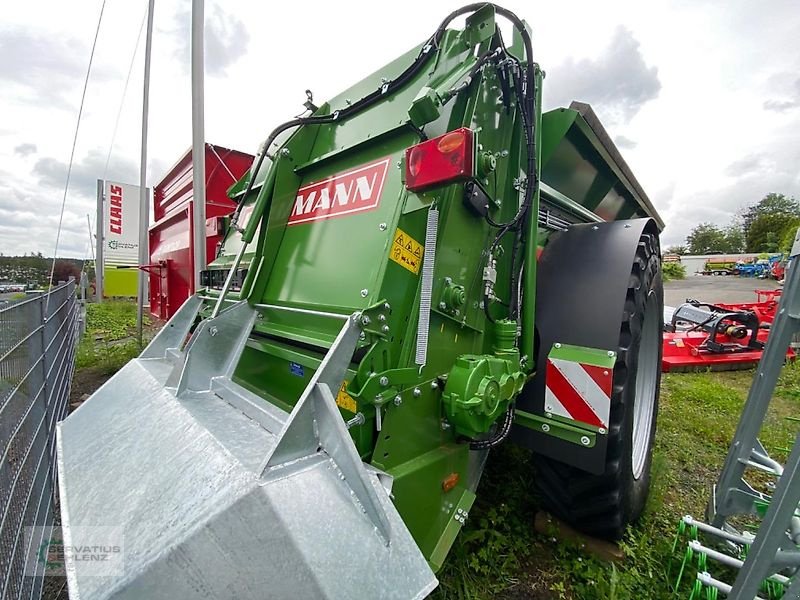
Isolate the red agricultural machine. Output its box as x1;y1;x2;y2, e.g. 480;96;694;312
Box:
662;290;793;371
148;144;253;320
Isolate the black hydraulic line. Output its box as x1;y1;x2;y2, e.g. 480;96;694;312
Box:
481;15;537;327
484;58;532;227
508;229;523;319
469;403;515;449
216;3;537;448
229;5;498;221
222;7;458;242
225;3;537;245
483;292;497;324
466;6;536;443
408;122;429;141
492;64;531;320
441;47;502;102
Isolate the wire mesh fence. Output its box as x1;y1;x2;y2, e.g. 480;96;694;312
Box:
0;282;79;600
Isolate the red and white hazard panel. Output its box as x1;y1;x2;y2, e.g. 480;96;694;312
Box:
544;346;614;430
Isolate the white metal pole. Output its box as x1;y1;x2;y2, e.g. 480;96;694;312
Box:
137;0;155;347
191;0;206;293
95;179;104;303
86;213;95;302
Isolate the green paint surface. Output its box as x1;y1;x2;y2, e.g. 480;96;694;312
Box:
103;268;137;297
193;6;663;572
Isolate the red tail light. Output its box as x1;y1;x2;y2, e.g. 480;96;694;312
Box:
405;128;475;192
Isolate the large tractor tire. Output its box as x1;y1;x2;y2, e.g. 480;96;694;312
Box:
532;231;663;540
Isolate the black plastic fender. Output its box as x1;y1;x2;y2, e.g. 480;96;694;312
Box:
511;217;660;474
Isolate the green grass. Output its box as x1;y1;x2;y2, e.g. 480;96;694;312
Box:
75;301;150;373
435;364;800;599
66;301;800;597
83;301;146;341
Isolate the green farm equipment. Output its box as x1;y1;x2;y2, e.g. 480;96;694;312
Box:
704;258;738;276
58;5;665;598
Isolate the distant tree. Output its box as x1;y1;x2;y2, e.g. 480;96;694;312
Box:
686;223;727;254
741;193;799;232
780;225;800;254
722;225;745;253
740;193;800;251
747;214;800;252
666;245;687;255
51;259;81;285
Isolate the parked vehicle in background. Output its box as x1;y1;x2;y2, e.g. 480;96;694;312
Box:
772;258;787;280
735;261;759;277
703;258;737;276
732;256;783;279
755;259;773;278
663;253;682;263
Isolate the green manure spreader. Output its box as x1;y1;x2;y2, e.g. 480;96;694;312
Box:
58;4;665;598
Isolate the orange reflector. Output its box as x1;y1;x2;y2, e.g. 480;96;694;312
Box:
442;472;460;492
436;130;466;153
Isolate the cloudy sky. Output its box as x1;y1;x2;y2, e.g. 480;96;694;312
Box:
1;0;799;257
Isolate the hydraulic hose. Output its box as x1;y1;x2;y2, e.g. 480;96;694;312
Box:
225;5;488;236
469;403;516;450
215;5;538;447
225;3;537;245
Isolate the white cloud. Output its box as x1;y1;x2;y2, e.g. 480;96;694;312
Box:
544;26;661;125
0;0;799;256
614;135;637;150
171;4;250;77
13;143;37;157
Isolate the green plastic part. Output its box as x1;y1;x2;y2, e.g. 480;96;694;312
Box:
409;86;442;127
689;580;702;600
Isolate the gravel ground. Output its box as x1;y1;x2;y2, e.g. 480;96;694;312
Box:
664;274;781;308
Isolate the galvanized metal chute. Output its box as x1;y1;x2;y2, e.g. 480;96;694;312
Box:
57;296;436;599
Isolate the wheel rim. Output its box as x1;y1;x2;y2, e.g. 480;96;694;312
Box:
631;291;660;480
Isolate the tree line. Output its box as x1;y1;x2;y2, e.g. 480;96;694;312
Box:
0;253;86;286
667;193;800;255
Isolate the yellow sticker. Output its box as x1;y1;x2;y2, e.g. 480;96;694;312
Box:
390;228;424;274
335;381;357;413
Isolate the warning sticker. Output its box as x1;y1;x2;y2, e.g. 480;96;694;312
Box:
335;381;357;413
390;228;424;274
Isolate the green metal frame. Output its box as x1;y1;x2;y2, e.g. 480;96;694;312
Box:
194;4;662;572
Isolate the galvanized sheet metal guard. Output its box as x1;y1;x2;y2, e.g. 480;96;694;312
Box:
57;296;436;599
